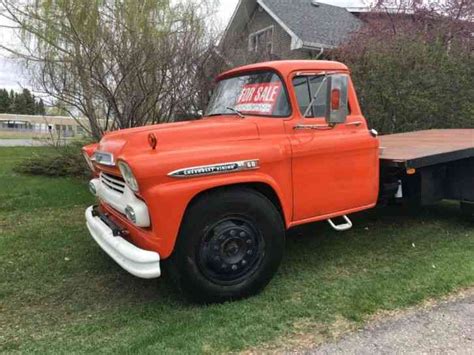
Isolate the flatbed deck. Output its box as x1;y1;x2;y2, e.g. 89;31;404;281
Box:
379;129;474;169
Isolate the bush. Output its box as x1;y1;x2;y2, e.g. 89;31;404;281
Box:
340;39;473;134
331;12;474;134
14;141;93;178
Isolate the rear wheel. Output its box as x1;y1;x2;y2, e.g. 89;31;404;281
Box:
169;187;285;303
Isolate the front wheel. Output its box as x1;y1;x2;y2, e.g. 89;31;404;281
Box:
169;188;285;303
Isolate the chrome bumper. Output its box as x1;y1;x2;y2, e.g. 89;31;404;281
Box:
85;206;161;279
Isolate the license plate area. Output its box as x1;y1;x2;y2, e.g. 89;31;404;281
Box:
92;205;127;237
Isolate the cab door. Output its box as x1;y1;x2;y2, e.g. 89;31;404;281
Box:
284;74;379;222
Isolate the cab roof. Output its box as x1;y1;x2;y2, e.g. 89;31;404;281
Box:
218;60;349;80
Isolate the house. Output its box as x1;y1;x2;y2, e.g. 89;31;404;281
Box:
0;113;91;138
221;0;366;65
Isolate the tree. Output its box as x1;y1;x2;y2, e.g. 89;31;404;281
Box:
0;89;10;112
35;98;45;115
0;88;47;115
8;89;17;113
18;88;35;114
331;0;474;134
0;0;218;139
13;89;27;114
46;100;69;117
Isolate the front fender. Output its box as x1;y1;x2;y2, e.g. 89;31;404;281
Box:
143;171;292;259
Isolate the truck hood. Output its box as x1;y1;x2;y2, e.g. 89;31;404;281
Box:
97;116;260;158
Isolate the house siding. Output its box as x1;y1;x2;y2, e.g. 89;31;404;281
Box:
224;5;313;67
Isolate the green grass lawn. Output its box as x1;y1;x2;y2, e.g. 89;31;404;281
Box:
0;132;44;139
0;147;473;353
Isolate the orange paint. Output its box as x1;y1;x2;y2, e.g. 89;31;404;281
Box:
83;60;379;259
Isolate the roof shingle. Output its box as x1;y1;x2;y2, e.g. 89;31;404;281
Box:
261;0;362;48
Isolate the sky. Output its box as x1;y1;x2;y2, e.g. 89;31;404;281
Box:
0;0;366;91
0;11;24;91
0;59;20;91
218;0;240;25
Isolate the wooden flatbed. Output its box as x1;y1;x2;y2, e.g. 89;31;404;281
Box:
379;129;474;169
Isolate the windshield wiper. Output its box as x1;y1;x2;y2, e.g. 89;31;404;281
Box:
225;107;245;118
206;107;245;118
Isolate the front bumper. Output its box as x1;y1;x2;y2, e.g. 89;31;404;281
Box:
85;206;161;279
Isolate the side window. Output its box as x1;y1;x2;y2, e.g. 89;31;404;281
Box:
308;76;328;117
292;76;327;118
293;77;311;115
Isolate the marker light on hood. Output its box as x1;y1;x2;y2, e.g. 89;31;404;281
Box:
148;133;157;150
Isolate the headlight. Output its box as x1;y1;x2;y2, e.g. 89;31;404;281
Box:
118;161;139;192
82;151;95;172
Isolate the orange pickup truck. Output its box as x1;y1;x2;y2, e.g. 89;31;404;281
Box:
83;60;474;302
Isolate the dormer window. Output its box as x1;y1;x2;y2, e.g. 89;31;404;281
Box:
248;26;274;53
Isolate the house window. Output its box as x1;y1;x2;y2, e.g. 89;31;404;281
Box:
248;26;273;53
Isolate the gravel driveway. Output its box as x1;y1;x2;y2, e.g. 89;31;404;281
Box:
311;289;473;354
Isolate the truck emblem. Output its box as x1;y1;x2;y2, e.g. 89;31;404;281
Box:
168;160;260;178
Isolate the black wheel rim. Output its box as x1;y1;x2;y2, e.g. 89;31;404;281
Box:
197;216;264;285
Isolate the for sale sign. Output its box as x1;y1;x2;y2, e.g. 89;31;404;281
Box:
235;82;282;115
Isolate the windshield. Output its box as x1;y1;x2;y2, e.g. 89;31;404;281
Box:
205;71;290;117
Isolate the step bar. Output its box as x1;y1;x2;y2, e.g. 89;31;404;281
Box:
327;215;353;232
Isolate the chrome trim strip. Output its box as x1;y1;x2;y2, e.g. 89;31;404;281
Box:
100;173;125;194
168;159;260;178
92;151;115;166
345;121;362;127
101;173;125;185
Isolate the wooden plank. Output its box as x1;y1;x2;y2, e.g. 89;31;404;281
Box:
379;129;474;168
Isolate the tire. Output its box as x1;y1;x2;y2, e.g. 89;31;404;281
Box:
169;187;285;303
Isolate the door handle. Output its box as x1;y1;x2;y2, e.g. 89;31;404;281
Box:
293;124;333;131
345;121;362;127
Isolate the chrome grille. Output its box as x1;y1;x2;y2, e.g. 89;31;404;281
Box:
100;172;126;194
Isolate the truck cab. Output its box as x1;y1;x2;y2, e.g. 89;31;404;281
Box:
83;60;379;302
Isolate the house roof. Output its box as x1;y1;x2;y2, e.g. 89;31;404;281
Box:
223;0;363;50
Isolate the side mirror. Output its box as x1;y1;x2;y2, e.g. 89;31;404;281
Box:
325;75;349;125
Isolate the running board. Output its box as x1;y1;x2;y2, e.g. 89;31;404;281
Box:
327;215;353;232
